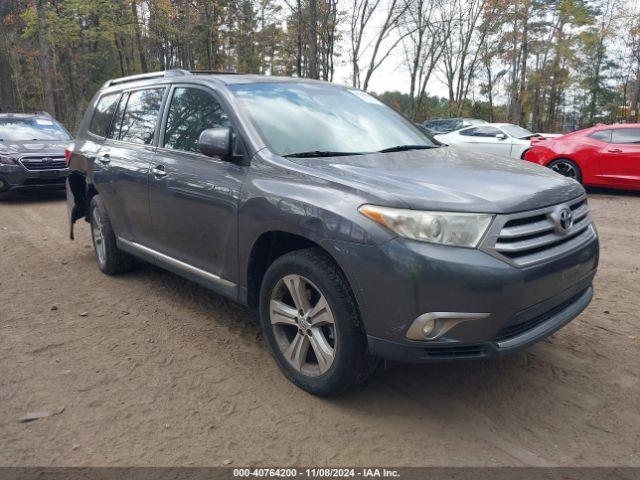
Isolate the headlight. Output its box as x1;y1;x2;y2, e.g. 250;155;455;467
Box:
359;205;494;248
0;155;17;165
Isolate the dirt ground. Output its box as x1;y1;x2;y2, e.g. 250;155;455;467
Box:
0;189;639;467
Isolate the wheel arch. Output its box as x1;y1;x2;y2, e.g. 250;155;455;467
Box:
244;230;349;308
68;171;99;239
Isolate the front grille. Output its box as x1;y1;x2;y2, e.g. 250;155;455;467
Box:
22;177;66;185
484;197;596;267
19;155;67;171
423;345;485;358
494;289;586;342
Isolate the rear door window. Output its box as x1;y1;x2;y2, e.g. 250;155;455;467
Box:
89;93;120;137
108;92;128;140
611;128;640;144
118;88;165;145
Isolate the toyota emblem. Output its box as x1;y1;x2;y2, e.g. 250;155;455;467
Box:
558;208;573;233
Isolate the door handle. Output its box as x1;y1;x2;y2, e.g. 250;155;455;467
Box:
97;154;111;164
607;148;623;153
152;165;168;178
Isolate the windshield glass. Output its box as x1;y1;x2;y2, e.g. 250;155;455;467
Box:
0;117;71;141
501;124;534;139
229;82;435;156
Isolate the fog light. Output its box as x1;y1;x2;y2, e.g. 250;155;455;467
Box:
0;179;5;190
406;312;490;341
422;319;436;337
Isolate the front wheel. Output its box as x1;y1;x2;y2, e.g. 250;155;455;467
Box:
547;158;582;183
259;248;378;396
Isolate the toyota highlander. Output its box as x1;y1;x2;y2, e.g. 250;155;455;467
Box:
66;71;599;395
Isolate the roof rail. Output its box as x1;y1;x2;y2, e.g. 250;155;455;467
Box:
34;111;53;118
105;69;191;87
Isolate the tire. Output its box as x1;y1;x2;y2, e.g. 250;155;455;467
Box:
89;195;135;275
259;248;378;396
547;158;582;183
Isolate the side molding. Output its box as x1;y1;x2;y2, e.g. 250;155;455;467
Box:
117;237;238;298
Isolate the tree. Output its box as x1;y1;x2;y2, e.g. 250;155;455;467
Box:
349;0;411;90
401;0;449;120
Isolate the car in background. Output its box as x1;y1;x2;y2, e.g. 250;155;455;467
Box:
434;123;540;160
423;117;487;134
414;122;439;140
524;124;640;190
0;112;72;199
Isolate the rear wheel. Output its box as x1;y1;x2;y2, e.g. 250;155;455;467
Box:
259;248;378;396
548;158;582;183
90;195;135;275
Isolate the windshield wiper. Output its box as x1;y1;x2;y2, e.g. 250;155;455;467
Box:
378;145;438;153
284;150;365;158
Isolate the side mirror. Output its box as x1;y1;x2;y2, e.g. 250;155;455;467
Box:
496;133;507;140
198;127;231;158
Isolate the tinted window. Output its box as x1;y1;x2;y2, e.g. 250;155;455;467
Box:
163;88;230;153
441;119;462;131
108;93;128;140
459;127;477;136
118;88;164;145
89;94;119;137
611;128;640;144
589;130;611;142
0;117;71;141
471;126;502;137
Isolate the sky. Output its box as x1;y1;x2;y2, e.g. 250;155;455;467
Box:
326;4;450;97
326;0;638;99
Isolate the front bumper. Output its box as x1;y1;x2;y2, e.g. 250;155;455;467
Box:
0;164;69;191
325;227;598;363
367;284;593;362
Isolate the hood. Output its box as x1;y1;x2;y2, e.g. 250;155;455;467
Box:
286;146;584;214
0;139;71;157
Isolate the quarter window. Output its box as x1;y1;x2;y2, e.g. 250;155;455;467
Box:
471;126;502;137
89;93;119;137
611;128;640;144
589;130;611;142
118;88;165;145
163;87;230;153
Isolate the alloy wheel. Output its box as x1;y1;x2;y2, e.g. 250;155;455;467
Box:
92;207;106;266
269;274;337;377
550;160;578;179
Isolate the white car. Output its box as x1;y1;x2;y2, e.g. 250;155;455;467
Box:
434;123;538;159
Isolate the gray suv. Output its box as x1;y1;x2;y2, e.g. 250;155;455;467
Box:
67;70;599;395
0;113;72;198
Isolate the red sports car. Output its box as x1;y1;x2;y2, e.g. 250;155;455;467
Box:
524;124;640;190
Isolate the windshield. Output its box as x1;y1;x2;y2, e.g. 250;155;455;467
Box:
0;117;71;141
501;124;534;139
229;82;435;156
